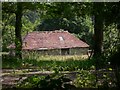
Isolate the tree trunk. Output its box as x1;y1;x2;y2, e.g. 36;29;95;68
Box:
93;3;104;88
93;2;104;57
93;15;103;57
93;13;104;89
15;2;23;59
93;3;104;66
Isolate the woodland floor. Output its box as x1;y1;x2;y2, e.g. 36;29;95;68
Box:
2;69;78;88
1;68;116;89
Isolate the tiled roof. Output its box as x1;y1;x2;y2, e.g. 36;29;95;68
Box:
9;30;89;50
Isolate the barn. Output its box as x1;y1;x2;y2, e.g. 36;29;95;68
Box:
9;30;89;56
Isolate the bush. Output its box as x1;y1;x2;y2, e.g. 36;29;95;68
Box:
73;69;96;88
17;73;76;89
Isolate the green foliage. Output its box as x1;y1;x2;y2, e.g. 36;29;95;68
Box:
3;55;119;88
74;69;96;88
16;68;118;89
17;73;75;89
36;8;94;46
2;10;41;51
103;24;119;54
2;55;21;69
2;2;120;89
2;54;94;71
22;10;41;36
35;3;94;47
2;13;15;51
98;71;117;88
2;2;44;53
102;23;120;66
17;75;45;88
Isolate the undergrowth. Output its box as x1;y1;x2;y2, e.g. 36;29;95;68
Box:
2;55;94;71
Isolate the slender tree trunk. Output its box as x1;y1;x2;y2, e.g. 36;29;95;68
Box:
93;14;104;88
93;3;104;69
93;3;104;88
93;15;103;57
15;2;22;59
93;2;104;57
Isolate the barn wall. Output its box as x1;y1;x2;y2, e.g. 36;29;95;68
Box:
38;49;61;55
69;47;89;55
22;49;61;58
22;47;89;58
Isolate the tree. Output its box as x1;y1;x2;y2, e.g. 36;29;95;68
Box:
2;2;23;58
15;2;23;58
2;2;44;58
93;2;104;57
92;2;120;88
36;2;94;47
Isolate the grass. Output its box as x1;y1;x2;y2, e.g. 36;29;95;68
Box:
2;55;94;71
3;55;118;89
24;54;88;61
2;53;119;88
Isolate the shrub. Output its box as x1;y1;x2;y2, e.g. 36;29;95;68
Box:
17;74;76;89
73;69;96;88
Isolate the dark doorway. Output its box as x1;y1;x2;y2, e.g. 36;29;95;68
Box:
61;48;69;55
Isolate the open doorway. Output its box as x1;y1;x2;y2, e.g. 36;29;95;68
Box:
61;48;69;55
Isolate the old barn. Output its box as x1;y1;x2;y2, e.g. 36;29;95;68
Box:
9;30;89;55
